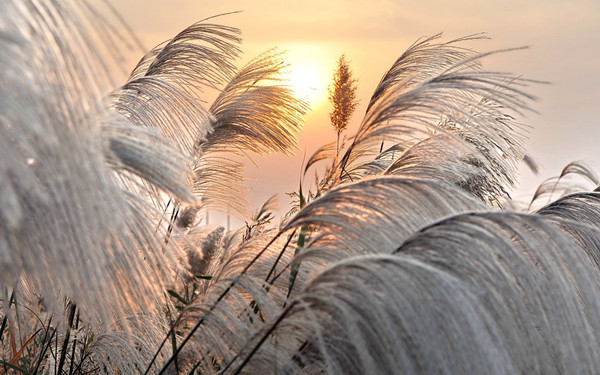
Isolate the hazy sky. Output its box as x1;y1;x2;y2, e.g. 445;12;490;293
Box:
114;1;600;218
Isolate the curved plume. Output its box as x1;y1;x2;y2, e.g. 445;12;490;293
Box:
113;18;241;154
536;191;600;269
527;161;599;211
304;140;337;175
103;117;196;204
329;34;537;206
366;33;484;112
185;50;309;216
205;49;309;154
126;47;310;224
0;0;196;320
225;254;517;374
342;143;407;180
282;176;486;256
396;212;600;373
222;212;600;374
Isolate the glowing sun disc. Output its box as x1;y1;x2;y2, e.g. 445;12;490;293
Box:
287;65;323;105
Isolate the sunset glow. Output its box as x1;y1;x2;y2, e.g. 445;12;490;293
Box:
115;0;600;211
287;66;320;104
286;62;330;108
4;3;600;374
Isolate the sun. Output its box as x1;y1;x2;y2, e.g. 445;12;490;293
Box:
287;64;326;107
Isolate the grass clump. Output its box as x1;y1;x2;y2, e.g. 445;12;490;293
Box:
3;2;600;374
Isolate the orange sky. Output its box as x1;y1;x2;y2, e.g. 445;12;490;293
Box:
114;1;600;223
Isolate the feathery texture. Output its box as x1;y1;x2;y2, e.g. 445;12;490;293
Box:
225;255;516;374
221;212;600;374
160;230;300;374
154;35;546;374
82;317;171;374
0;0;194;321
536;192;600;269
322;34;536;205
205;49;309;154
176;50;310;219
527;161;599;211
113;19;242;154
282;176;486;256
7;3;600;374
304;141;337;175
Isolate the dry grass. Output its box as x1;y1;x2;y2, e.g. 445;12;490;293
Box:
2;1;600;374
